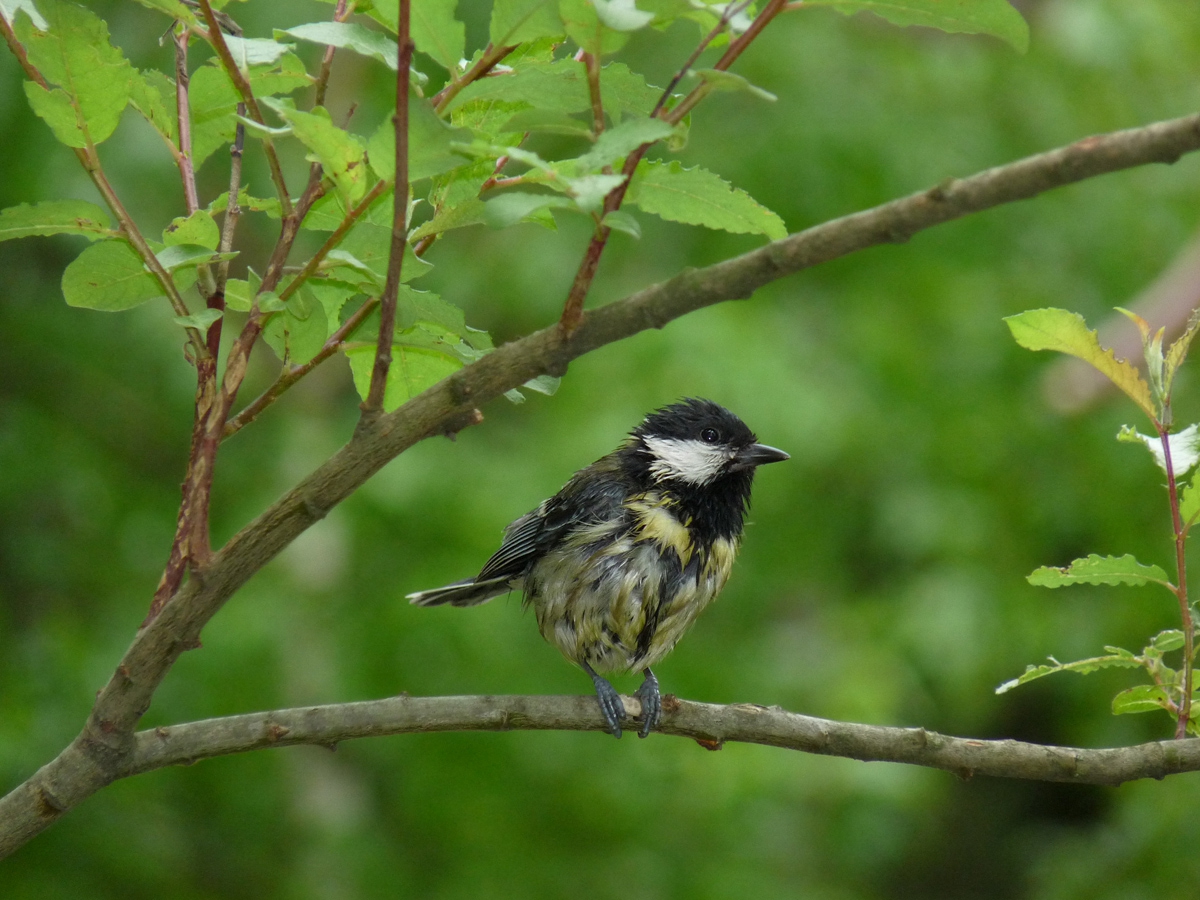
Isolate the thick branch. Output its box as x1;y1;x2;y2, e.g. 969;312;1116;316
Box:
4;109;1200;859
122;695;1200;787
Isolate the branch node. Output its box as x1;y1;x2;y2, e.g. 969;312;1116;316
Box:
266;723;291;743
694;737;724;751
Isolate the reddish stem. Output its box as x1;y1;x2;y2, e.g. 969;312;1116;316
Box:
365;1;414;414
1159;426;1195;738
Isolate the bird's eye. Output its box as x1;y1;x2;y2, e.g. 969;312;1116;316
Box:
700;427;720;443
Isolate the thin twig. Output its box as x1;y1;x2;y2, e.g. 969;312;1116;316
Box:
364;0;414;414
223;297;380;438
1160;427;1195;738
432;42;517;114
195;0;293;216
173;28;200;214
650;0;753;118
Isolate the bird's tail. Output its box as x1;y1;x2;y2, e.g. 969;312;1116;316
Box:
406;576;514;608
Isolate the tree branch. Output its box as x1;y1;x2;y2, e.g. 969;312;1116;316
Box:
4;108;1200;859
120;695;1200;787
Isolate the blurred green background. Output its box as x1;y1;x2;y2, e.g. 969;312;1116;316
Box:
4;0;1200;896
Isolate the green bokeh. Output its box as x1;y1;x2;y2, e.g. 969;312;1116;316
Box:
4;0;1200;896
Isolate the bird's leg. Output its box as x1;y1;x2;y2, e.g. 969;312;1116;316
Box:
634;668;661;738
581;660;625;738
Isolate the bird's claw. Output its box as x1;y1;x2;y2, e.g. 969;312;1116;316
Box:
635;669;661;739
585;663;626;738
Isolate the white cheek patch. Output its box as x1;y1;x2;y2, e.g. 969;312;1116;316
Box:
643;437;730;485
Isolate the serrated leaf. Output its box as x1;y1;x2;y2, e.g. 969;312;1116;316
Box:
61;240;165;311
264;100;368;206
1004;309;1156;420
128;69;177;147
995;650;1143;694
571;117;676;172
1166;306;1200;396
1111;684;1173;716
304;189;394;232
277;22;399;70
174;308;223;330
626;159;787;241
409;198;486;241
164;210;220;250
490;0;565;44
1117;424;1200;476
0;199;112;241
16;0;134;147
367;97;472;182
1026;553;1170;589
806;0;1029;53
345;341;462;412
263;296;329;365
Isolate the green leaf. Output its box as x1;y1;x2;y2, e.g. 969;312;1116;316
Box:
602;209;640;238
1026;554;1171;589
1112;684;1173;716
128;69;177;147
0;200;111;241
277;22;399;70
411;0;465;71
1004;309;1156;421
560;0;630;55
264;100;368;206
224;277;255;312
571;117;676;172
397;286;464;332
805;0;1029;53
689;68;777;102
626;159;787;241
223;36;294;68
1148;630;1186;654
484;192;575;227
263;292;329;365
304;189;394;232
1182;475;1200;529
61;240;165;311
409;198;487;241
16;0;134;147
174;308;223;330
1166;306;1200;393
324;224;433;287
164;210;220;250
345;341;463;412
155;243;235;272
995;649;1142;694
367;97;472;182
490;0;565;44
499;108;593;137
190;54;311;170
128;0;195;22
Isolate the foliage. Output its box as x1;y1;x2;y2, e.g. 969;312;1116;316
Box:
1002;307;1200;736
5;0;1200;897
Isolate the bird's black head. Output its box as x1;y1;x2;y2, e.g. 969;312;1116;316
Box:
623;398;789;491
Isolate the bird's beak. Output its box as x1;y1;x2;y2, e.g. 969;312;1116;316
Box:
730;443;790;472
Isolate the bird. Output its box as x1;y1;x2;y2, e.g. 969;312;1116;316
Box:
407;398;789;738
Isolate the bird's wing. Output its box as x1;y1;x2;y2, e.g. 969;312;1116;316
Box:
476;459;632;582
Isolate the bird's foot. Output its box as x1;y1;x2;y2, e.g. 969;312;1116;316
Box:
634;668;661;739
583;661;626;739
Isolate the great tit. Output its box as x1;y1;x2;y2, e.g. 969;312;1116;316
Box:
408;398;789;738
